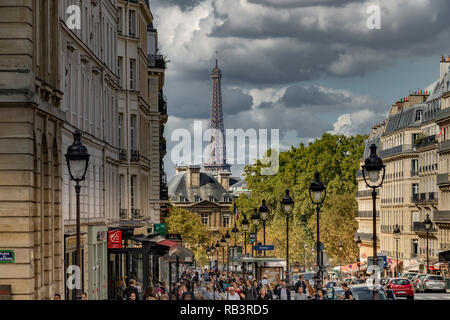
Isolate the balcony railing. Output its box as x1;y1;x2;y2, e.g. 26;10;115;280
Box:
161;172;168;200
378;144;415;159
148;54;166;69
159;96;167;115
433;211;450;222
414;135;436;149
436;107;450;123
119;149;127;161
411;170;419;177
437;173;450;186
131;150;140;161
131;209;142;220
355;211;380;218
412;192;438;204
356;189;378;198
438;140;450;153
412;221;437;232
120;209;127;220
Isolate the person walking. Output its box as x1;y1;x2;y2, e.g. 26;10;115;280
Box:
294;274;307;293
305;280;315;299
338;283;353;300
257;287;272;300
294;287;308;300
123;279;140;300
227;287;241;300
275;281;291;300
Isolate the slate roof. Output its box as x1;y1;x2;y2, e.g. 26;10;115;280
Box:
382;104;427;136
168;172;233;203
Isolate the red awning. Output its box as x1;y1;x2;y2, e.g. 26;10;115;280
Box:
157;240;179;248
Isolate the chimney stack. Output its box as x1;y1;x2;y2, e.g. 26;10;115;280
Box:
187;165;201;187
440;55;450;82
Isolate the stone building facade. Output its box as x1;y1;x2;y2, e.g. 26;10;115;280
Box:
0;0;168;299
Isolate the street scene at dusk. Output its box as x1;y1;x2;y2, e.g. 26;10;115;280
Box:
1;0;450;308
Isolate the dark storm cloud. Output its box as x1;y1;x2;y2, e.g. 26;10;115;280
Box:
281;85;351;107
223;88;254;114
247;0;360;8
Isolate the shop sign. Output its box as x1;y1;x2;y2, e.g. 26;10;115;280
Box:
0;250;14;264
154;223;166;236
108;230;122;249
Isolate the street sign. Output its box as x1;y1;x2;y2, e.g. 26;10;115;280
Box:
108;230;122;249
166;234;182;242
0;250;14;264
314;241;324;252
253;245;274;251
249;233;256;243
154;223;167;236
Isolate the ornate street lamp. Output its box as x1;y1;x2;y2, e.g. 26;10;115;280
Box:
215;241;220;273
309;172;326;296
356;236;362;276
65;130;90;300
281;190;294;283
220;235;226;273
423;214;433;274
225;230;231;274
259;200;270;256
362;144;385;300
393;225;401;277
241;214;249;255
251;208;260;259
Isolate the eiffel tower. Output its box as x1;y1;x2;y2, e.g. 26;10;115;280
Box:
204;57;231;175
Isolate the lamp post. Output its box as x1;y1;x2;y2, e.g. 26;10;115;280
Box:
309;172;326;296
65;130;90;300
259;200;270;256
225;230;231;275
241;214;249;255
356;236;362;277
232;224;239;272
304;244;308;272
393;225;401;277
423;214;433;274
206;247;211;272
215;241;220;273
281;190;294;284
251;208;260;279
220;235;226;273
362;143;385;300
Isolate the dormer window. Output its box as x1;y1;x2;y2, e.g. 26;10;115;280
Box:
194;193;201;202
415;110;422;122
208;193;215;202
179;193;185;202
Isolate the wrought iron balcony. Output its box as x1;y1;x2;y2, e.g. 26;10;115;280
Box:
159;96;167;115
433;211;450;222
119;149;127;161
411;170;419;177
160;172;168;200
160;138;167;155
131;209;141;220
438;140;450;153
437;173;450;186
414;135;436;149
355;210;380;218
412;192;438;204
131;150;140;161
412;221;437;232
356;189;378;198
378;144;415;159
120;209;128;220
148;54;166;69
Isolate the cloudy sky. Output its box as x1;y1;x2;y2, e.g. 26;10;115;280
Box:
150;0;450;178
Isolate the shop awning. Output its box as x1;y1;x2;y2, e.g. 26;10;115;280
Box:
340;263;358;272
157;240;179;249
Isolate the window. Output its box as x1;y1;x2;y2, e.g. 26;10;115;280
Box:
201;214;208;226
194;195;201;202
412;239;418;257
222;215;230;228
118;113;123;148
118;57;123;84
129;59;135;90
119;175;124;209
130;175;136;209
118;7;123;34
179;194;185;202
412;183;419;197
415;111;422;122
411;159;418;176
130;115;136;151
129;10;136;37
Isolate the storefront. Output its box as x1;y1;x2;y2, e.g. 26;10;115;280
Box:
107;226;176;300
64;232;87;300
159;245;194;286
87;225;108;300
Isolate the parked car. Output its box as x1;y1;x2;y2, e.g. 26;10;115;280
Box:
388;278;414;300
422;275;447;293
412;274;426;293
349;284;388;300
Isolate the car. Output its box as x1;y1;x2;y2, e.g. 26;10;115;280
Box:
402;272;419;281
422;275;447;293
350;278;365;285
388;278;414;300
412;274;426;293
349;284;388;300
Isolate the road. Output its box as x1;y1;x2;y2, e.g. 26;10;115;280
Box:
410;292;450;300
